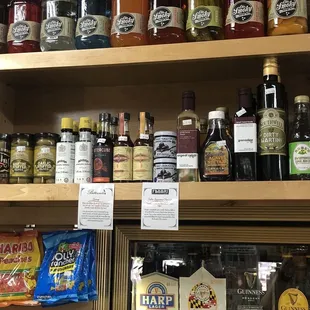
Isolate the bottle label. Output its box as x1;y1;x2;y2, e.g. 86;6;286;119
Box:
34;146;56;177
55;142;75;183
268;0;307;20
289;142;310;175
148;6;184;30
0;147;10;179
226;1;264;26
41;17;75;40
113;146;133;181
10;146;33;178
204;141;229;175
7;21;40;42
258;108;286;156
186;6;222;30
111;13;145;35
0;24;7;44
234;118;257;153
133;146;153;181
74;141;92;183
278;288;308;310
177;153;198;169
153;163;177;182
93;146;113;183
76;15;111;37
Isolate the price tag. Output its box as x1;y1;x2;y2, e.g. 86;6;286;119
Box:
141;183;179;231
78;183;114;230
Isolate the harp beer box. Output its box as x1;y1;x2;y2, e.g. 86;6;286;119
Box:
136;272;179;310
180;267;226;310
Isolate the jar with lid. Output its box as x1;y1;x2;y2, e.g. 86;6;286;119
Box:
0;134;11;184
154;131;177;159
10;133;34;184
0;5;8;53
225;0;264;39
153;158;177;182
7;0;41;53
34;132;59;184
40;0;77;51
268;0;308;35
186;0;224;41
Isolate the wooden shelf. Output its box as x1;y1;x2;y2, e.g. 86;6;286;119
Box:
1;34;310;87
0;182;310;225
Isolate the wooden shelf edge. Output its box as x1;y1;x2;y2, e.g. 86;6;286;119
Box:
0;181;309;202
0;34;309;72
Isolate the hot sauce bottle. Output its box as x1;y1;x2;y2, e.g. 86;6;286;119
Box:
225;0;264;39
111;0;148;47
148;0;186;44
7;0;41;53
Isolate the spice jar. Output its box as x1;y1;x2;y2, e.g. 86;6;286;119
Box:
0;134;11;184
7;0;41;53
268;0;308;35
34;133;59;184
10;133;34;184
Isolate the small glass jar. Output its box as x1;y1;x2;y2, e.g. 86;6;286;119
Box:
7;0;41;53
10;133;34;184
153;158;177;182
0;134;11;184
268;0;308;35
34;132;59;184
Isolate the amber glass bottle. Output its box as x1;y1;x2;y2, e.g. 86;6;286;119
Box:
148;0;186;44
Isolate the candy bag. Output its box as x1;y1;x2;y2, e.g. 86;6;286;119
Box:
78;232;90;302
88;231;97;301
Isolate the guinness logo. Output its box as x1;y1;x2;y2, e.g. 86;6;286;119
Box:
288;292;298;305
244;272;257;289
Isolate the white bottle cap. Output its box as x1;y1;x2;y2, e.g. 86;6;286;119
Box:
208;111;225;120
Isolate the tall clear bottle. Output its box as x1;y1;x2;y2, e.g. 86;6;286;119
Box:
177;91;199;182
74;117;92;183
55;118;75;184
40;0;77;51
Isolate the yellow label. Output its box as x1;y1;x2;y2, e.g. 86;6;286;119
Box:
34;145;56;177
10;146;33;177
133;146;153;181
113;146;133;181
278;288;308;310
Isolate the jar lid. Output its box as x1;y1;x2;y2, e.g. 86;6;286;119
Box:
208;111;225;120
295;95;309;104
154;131;177;137
61;118;73;130
0;133;11;141
154;158;177;164
35;132;59;140
79;117;91;130
11;133;33;140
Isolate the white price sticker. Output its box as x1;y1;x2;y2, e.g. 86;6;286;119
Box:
140;133;149;140
182;119;192;126
118;136;128;142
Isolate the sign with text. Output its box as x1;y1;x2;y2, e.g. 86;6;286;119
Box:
141;183;179;231
78;183;114;230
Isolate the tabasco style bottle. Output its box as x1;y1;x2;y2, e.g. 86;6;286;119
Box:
111;0;148;47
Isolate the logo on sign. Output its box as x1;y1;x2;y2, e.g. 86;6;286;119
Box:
140;282;174;309
152;189;169;195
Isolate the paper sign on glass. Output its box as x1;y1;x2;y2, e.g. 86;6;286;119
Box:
78;183;114;230
141;183;179;231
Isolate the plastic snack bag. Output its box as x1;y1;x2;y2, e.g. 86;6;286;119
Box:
78;232;90;302
88;231;97;301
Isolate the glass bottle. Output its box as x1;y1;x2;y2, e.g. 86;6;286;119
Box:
93;113;114;183
133;112;153;182
200;110;233;181
149;115;154;145
74;117;92;183
234;88;257;181
113;112;133;182
55;117;75;184
177;91;199;182
289;95;310;180
76;0;111;49
225;0;264;39
200;118;208;148
7;0;41;53
216;106;233;140
91;119;97;147
0;134;10;184
0;5;8;53
40;0;77;51
257;57;288;181
148;0;186;45
268;0;308;36
73;120;79;143
111;0;148;47
110;115;119;144
186;0;224;41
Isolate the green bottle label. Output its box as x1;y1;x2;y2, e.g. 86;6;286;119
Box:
186;6;222;30
289;141;310;175
258;108;286;156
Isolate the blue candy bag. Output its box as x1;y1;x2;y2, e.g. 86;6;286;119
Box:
88;231;97;301
34;230;89;306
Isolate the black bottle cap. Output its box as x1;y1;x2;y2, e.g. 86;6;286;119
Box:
138;112;151;120
99;113;111;122
238;88;253;108
182;91;195;111
111;116;119;125
119;112;130;121
150;116;155;125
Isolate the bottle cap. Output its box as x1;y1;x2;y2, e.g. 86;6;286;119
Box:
182;91;195;111
99;113;111;122
119;112;130;121
294;95;310;104
138;112;151;120
79;117;91;130
111;116;119;125
154;131;176;137
238;88;253;108
61;118;73;130
73;121;79;133
208;111;225;120
263;57;279;76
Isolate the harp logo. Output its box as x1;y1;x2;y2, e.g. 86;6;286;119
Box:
278;288;308;310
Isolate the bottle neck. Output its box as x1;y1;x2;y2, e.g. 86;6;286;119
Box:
98;120;110;137
119;120;130;136
295;102;310;116
60;129;73;142
110;124;117;137
263;74;279;82
79;129;91;142
208;118;225;130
